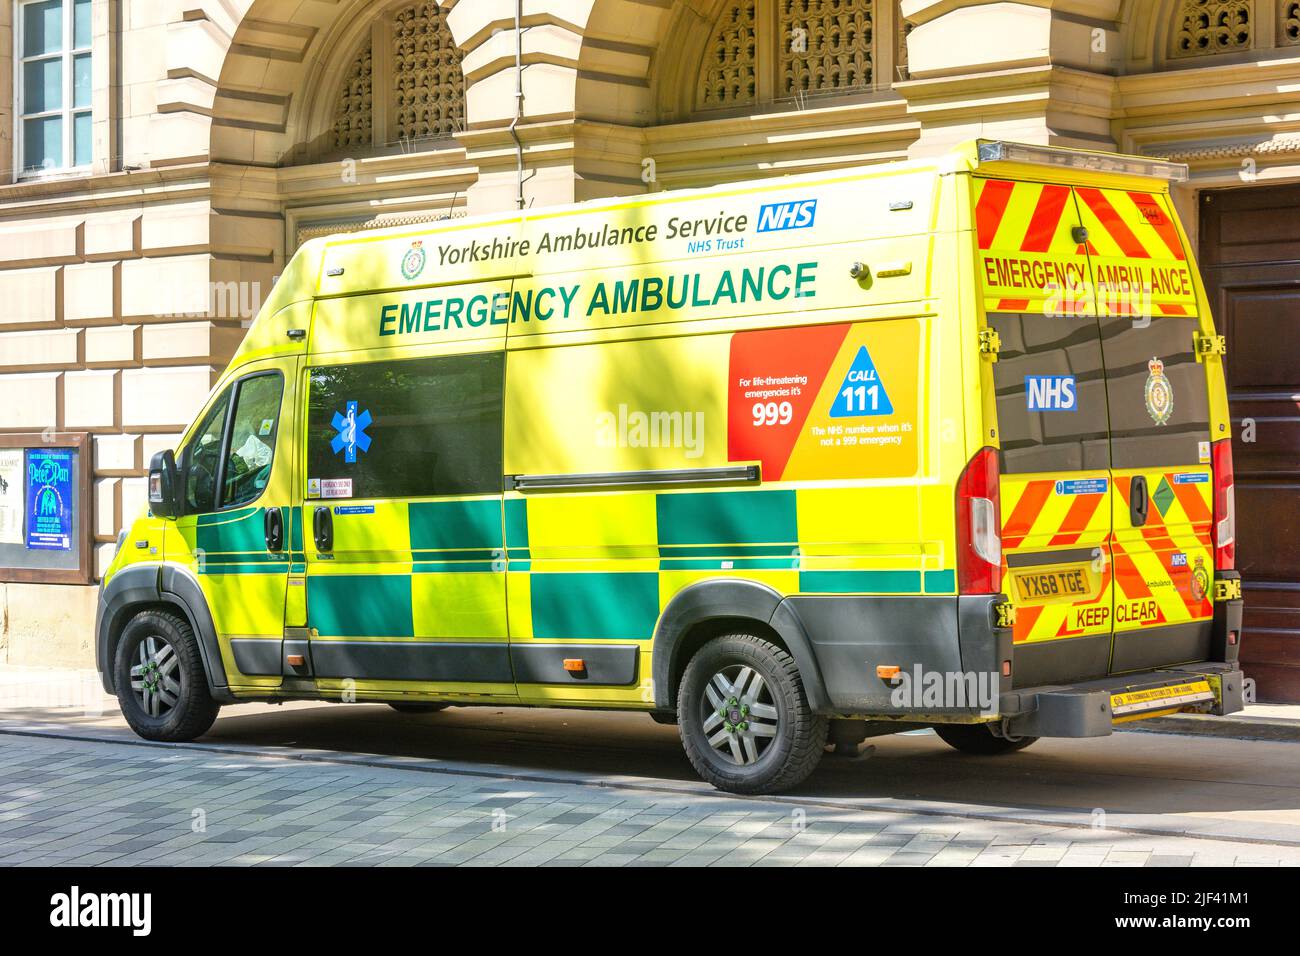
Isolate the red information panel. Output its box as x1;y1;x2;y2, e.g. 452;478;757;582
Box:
727;324;849;481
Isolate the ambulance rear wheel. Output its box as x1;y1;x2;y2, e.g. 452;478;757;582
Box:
386;702;449;714
678;633;827;795
933;723;1037;755
114;609;219;742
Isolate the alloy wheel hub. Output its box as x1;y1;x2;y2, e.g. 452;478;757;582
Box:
129;636;181;718
702;666;779;767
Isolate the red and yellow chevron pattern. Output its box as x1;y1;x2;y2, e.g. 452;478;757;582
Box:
1110;470;1214;634
998;469;1214;645
974;178;1198;319
999;474;1113;644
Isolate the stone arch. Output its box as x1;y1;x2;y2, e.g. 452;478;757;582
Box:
571;0;670;126
1119;0;1181;72
204;0;471;167
1120;0;1296;73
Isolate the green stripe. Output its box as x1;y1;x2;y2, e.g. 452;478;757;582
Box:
195;507;265;554
505;498;529;549
924;570;956;593
530;572;658;641
656;490;797;547
799;570;921;594
408;499;502;552
307;574;413;637
196;506;260;526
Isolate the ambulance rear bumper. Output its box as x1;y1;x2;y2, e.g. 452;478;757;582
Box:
997;662;1245;739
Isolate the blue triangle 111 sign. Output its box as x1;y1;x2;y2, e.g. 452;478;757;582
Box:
829;345;894;418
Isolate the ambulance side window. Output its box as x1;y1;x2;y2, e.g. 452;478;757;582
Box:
222;372;284;508
987;311;1111;474
305;352;503;500
179;372;285;514
182;389;232;514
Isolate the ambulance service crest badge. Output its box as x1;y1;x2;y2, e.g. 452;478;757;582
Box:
1144;356;1173;426
400;240;426;281
1190;555;1210;602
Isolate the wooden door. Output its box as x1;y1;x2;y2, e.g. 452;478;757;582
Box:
1199;184;1300;702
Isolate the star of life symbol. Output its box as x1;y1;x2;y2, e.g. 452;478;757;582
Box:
331;401;372;463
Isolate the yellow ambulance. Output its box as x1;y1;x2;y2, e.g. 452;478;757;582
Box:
97;140;1245;794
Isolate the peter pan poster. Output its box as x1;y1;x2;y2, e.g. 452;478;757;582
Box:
25;448;73;551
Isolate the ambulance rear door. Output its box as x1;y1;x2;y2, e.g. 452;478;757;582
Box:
973;177;1117;686
1073;186;1215;673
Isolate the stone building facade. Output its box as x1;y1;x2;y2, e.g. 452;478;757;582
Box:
1;0;1297;699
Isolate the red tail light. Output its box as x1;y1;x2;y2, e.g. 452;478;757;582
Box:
956;446;1002;593
1211;437;1235;571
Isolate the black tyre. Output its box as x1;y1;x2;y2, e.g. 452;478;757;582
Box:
114;609;219;742
386;702;449;714
678;633;827;795
933;723;1037;755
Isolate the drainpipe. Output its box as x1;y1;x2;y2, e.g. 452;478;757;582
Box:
508;0;526;209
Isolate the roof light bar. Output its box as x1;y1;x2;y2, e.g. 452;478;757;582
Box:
975;141;1189;182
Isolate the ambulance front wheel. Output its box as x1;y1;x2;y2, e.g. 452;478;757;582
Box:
678;633;828;795
114;609;220;742
933;723;1038;755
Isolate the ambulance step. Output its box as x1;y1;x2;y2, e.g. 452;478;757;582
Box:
998;664;1244;739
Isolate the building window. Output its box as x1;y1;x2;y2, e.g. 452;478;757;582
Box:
1171;0;1252;58
329;1;464;154
700;2;758;109
17;0;92;175
1280;1;1300;45
697;0;901;114
332;43;373;151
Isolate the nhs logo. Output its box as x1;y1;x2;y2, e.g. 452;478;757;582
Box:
1025;375;1077;411
756;199;817;233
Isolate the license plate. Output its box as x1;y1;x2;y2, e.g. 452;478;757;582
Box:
1110;680;1215;717
1011;565;1090;604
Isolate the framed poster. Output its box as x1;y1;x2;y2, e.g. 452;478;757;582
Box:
25;448;75;551
0;433;93;584
0;448;21;545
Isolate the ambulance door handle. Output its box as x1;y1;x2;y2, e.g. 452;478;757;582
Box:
1130;476;1149;527
264;507;284;553
313;506;333;553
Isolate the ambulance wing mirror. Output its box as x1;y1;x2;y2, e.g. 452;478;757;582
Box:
148;449;181;519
